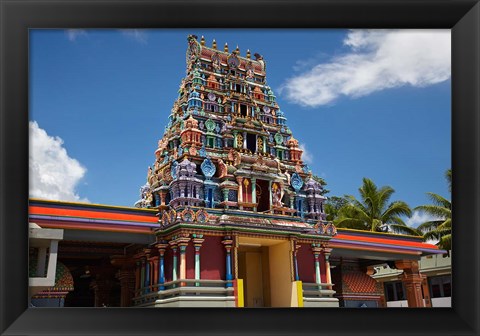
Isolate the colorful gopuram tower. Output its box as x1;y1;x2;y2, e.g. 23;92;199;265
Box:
133;35;338;307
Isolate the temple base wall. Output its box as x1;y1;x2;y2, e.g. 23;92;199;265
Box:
136;296;236;307
303;297;340;308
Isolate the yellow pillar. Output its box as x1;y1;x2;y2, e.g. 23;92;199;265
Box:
236;176;244;204
322;247;332;290
176;235;191;286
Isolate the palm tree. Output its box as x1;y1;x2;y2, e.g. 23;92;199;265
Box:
335;178;418;235
324;196;350;222
414;169;452;250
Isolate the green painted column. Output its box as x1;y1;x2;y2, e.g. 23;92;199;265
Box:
172;245;178;282
192;235;204;287
268;180;273;210
195;252;200;278
312;244;322;284
222;189;229;204
314;255;321;284
251;178;257;211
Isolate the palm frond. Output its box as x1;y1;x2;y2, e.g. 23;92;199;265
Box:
434;227;451;236
388;217;406;225
445;169;452;193
414;205;450;219
338;204;370;223
417;220;443;233
334;217;368;230
423;230;442;241
388;224;422;236
381;201;412;222
437;218;452;230
438;234;452;250
377;186;395;211
425;192;451;209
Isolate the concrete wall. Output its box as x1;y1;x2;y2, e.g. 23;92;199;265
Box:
386;298;453;308
153;296;236;308
303;298;340;308
419;253;451;275
386;300;409;307
431;297;451;307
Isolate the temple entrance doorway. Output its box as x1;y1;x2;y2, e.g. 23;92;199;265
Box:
256;179;270;212
237;237;293;307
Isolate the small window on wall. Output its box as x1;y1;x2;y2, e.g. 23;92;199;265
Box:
277;150;284;160
429;275;451;298
384;281;406;301
240;104;247;117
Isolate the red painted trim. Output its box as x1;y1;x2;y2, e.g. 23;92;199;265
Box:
29;205;158;223
35;220;152;234
330;241;420;255
334;233;438;249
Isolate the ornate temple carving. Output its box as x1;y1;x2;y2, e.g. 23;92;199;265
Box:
134;35;327;221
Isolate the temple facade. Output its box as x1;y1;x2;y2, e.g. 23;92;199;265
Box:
28;35;446;308
133;35;336;307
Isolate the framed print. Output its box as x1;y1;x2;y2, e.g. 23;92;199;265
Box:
1;1;479;335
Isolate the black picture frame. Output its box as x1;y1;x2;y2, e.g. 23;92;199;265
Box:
1;0;479;335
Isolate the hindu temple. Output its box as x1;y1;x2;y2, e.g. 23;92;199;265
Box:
28;35;445;308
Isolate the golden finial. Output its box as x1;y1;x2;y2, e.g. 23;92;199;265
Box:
200;36;205;46
212;39;217;49
246;49;251;59
236;45;240;53
224;42;229;52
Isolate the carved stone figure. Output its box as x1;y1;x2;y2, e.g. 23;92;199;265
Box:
233;151;242;166
274;157;282;173
147;166;153;183
218;159;228;178
284;169;291;186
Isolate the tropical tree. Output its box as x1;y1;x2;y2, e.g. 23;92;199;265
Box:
415;169;452;250
334;178;419;235
312;175;330;195
324;196;350;222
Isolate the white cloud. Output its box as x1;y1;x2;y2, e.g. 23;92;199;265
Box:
299;143;313;164
292;52;329;72
280;29;451;107
120;29;148;44
29;121;89;202
65;29;87;42
406;210;442;228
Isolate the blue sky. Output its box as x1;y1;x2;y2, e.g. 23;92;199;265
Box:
29;29;451;227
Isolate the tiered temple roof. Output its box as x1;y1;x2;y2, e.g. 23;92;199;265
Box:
136;34;327;233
